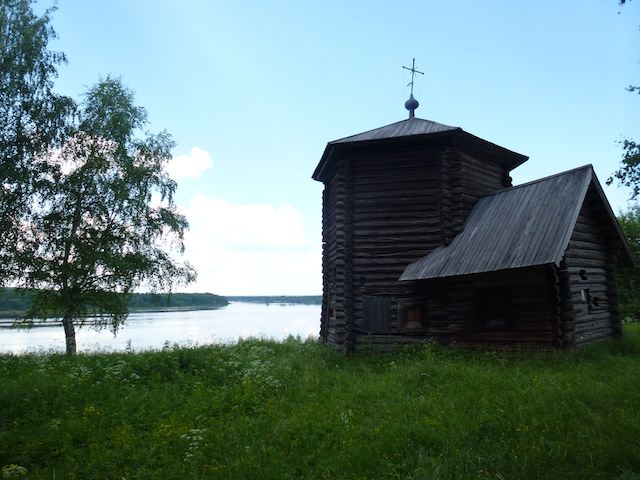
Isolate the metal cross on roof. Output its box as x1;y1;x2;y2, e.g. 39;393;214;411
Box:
402;58;424;95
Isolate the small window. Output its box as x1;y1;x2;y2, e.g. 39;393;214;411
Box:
477;288;512;330
363;296;392;333
579;269;588;281
399;300;427;332
581;288;599;313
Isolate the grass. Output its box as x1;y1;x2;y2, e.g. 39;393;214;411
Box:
1;326;640;479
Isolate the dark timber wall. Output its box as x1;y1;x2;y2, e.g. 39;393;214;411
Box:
321;159;351;351
320;138;514;352
562;186;622;346
392;267;557;350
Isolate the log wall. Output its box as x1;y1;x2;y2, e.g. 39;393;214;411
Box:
404;267;556;349
563;185;620;346
320;159;350;351
320;139;518;352
350;144;442;336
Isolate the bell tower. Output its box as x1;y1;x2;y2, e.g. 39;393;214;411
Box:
312;63;528;352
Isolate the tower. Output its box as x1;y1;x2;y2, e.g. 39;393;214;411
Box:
312;74;528;352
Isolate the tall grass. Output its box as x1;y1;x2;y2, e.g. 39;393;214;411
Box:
1;325;639;479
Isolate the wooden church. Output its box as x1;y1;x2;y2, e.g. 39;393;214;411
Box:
312;78;633;353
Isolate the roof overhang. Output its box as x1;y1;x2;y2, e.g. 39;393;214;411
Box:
312;128;528;183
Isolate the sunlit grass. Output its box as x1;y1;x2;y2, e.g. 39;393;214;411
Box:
1;325;639;479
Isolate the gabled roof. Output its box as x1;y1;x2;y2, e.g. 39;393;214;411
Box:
400;165;634;281
312;116;528;182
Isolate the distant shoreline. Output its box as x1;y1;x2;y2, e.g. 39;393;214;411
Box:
0;289;230;321
227;296;321;305
0;298;322;325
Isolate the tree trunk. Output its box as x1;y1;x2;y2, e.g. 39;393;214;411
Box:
63;314;76;355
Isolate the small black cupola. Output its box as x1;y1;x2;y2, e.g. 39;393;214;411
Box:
402;58;423;118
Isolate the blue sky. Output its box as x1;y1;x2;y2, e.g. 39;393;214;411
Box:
44;1;639;295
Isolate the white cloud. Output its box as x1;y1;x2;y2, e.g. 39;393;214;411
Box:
178;194;321;295
185;194;308;249
166;147;213;180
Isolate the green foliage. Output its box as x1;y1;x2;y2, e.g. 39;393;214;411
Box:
0;289;228;317
617;206;640;321
1;3;196;353
14;77;195;353
0;0;73;282
1;327;639;478
609;140;640;198
608;0;639;199
0;288;31;313
127;292;228;310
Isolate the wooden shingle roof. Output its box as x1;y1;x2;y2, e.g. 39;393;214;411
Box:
400;165;634;281
330;117;458;144
312;116;528;182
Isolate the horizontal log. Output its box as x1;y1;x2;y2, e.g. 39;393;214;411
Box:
566;266;607;276
459;332;555;342
564;257;608;268
353;225;441;236
573;311;611;325
572;222;607;236
354;334;426;344
574;322;612;335
564;249;608;261
352;206;439;216
572;311;612;324
570;231;609;244
575;329;613;345
567;239;608;251
353;178;441;190
352;218;441;229
568;274;608;284
351;210;440;221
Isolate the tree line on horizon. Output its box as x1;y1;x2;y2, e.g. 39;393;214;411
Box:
0;289;228;317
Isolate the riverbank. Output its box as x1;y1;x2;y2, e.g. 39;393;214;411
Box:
1;325;639;479
0;289;229;320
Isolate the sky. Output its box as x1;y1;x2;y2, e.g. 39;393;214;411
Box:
42;0;640;295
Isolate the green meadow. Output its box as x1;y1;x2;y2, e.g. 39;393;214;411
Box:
1;325;639;480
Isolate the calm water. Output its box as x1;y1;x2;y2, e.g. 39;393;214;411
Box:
0;302;320;354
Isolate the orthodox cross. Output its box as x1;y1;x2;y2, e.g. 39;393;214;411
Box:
402;58;424;95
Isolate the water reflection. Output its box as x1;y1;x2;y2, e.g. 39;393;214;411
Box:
0;302;320;354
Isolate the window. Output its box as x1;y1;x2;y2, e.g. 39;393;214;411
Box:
581;288;599;313
398;300;427;333
477;288;512;330
362;296;392;333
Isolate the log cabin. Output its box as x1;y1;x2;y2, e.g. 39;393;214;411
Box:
312;95;633;352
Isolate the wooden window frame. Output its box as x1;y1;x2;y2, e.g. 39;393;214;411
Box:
398;299;427;333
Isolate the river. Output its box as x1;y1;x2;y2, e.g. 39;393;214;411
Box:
0;302;320;354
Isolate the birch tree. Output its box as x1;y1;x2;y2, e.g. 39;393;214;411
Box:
16;78;195;354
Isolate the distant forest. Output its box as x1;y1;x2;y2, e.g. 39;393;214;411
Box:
228;296;321;305
0;290;322;317
0;289;228;317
